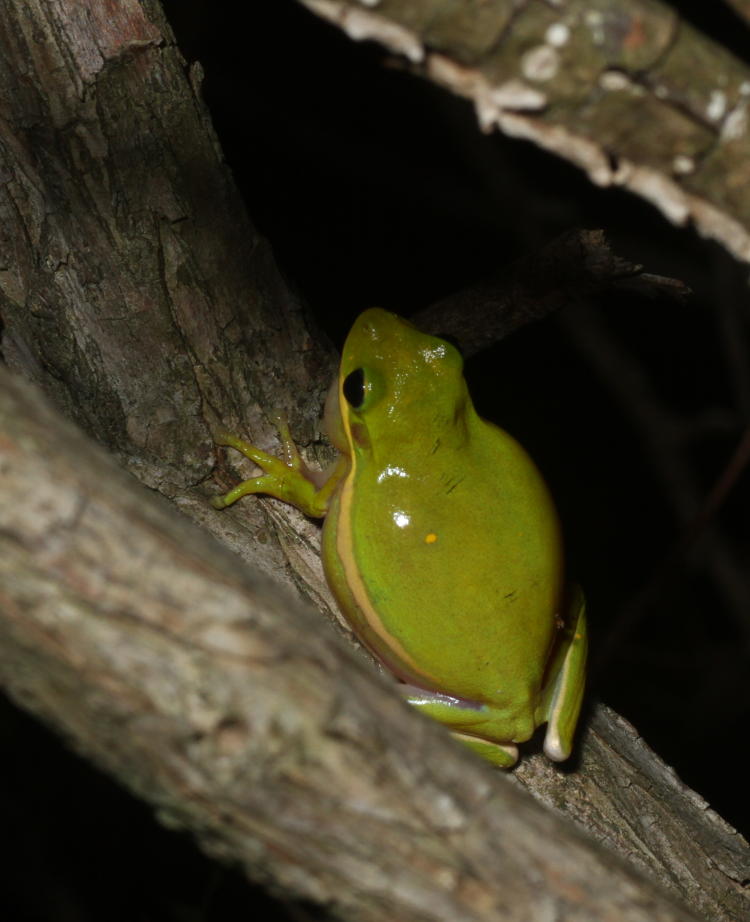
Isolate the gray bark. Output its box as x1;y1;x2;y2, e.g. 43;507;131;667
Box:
0;366;729;922
298;0;750;265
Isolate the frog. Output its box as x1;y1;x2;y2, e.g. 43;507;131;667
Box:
212;308;587;767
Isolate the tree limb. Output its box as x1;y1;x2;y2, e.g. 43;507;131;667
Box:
414;227;690;355
0;366;735;922
723;0;750;29
296;0;750;265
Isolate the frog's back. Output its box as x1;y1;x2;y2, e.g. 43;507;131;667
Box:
329;410;564;707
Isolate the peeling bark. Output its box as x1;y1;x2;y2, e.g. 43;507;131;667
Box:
297;0;750;265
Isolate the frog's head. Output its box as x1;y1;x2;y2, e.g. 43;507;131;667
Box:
330;308;469;456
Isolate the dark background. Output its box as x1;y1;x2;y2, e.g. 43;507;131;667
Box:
3;2;749;919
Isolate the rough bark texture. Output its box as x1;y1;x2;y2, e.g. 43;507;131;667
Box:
1;367;738;922
1;2;749;922
0;0;342;622
297;0;750;265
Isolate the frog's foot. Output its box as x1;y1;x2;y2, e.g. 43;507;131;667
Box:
403;687;522;768
212;429;293;507
537;585;588;762
212;425;335;517
215;418;304;474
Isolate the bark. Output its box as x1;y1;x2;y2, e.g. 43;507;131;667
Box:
0;366;736;922
0;0;340;622
723;0;750;28
412;227;691;356
1;2;749;922
297;0;750;266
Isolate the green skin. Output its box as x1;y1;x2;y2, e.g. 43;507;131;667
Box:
213;309;587;767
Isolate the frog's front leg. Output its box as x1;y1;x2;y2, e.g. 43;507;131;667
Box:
536;586;587;762
403;689;521;768
211;422;346;519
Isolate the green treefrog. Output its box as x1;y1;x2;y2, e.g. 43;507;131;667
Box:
212;309;587;767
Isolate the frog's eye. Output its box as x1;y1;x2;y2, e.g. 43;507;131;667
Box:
343;368;366;409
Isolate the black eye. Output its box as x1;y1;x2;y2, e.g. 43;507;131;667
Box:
343;368;366;408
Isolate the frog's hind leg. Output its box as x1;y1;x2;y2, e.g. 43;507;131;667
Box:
451;733;519;768
537;586;587;762
403;688;520;767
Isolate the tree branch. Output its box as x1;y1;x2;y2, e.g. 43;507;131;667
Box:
297;0;750;265
0;366;733;922
414;227;690;355
723;0;750;29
